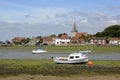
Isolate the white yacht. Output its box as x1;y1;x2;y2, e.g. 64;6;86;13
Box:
53;50;91;64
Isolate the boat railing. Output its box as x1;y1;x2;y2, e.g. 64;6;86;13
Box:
56;57;68;60
79;50;91;55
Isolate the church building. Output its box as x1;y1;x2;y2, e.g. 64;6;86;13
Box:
71;22;78;37
70;22;88;44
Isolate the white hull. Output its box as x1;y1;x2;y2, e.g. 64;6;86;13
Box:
53;50;91;64
53;57;88;64
32;50;47;53
32;48;47;54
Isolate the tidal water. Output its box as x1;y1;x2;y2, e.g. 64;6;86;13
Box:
0;49;120;60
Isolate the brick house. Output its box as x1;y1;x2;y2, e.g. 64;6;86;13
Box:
12;37;25;45
43;36;53;45
90;37;106;46
28;36;37;46
71;32;88;44
12;37;25;43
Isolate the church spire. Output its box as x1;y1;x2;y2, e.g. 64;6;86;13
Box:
71;21;78;37
71;22;78;32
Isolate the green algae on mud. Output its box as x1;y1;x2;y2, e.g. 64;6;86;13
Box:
0;59;119;76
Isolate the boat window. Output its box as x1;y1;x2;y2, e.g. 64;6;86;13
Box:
75;56;79;58
69;56;74;59
35;48;41;50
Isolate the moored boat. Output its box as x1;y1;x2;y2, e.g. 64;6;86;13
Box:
53;50;91;64
32;48;47;54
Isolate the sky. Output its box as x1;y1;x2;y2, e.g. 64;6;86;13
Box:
0;0;120;41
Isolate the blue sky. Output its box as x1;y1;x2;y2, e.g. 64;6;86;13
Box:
0;0;120;41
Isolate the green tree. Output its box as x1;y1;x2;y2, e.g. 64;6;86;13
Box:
103;25;120;37
80;35;86;41
24;38;30;44
14;42;22;45
95;25;120;37
86;34;94;42
50;34;56;37
95;32;104;37
36;36;43;43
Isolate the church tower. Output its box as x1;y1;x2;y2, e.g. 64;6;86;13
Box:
71;22;78;37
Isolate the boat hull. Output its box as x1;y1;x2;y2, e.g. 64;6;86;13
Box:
53;57;88;64
32;50;47;54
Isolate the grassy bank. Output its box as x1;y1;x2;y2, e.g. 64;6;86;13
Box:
45;46;120;54
0;45;120;54
0;59;119;76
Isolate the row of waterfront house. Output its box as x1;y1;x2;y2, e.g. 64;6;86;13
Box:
12;22;120;46
1;22;120;46
11;34;120;46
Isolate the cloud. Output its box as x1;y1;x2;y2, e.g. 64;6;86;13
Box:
80;19;88;23
0;0;71;24
1;1;120;41
67;10;120;33
55;13;68;18
0;21;70;41
107;6;120;11
76;11;119;23
46;15;51;20
1;9;120;41
0;7;71;24
24;14;32;18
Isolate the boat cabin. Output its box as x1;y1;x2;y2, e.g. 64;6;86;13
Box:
34;48;42;50
68;53;87;61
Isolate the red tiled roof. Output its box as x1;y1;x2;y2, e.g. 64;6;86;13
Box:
12;37;25;42
75;32;87;39
43;37;53;42
59;34;69;39
12;37;25;40
109;38;120;40
71;37;78;40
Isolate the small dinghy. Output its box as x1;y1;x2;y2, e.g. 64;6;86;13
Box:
32;48;47;54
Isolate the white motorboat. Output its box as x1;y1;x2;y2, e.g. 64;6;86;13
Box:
53;50;91;64
32;48;47;54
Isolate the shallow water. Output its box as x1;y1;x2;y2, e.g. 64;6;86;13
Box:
0;49;120;60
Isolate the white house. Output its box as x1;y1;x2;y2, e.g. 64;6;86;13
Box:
53;33;70;45
109;38;120;45
53;38;70;45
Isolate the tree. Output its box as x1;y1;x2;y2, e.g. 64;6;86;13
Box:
24;38;30;44
80;35;90;42
86;34;94;42
95;25;120;37
50;34;56;37
36;36;43;43
95;32;104;37
14;42;22;45
103;25;120;37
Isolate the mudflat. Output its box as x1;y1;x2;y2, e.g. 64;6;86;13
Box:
0;74;120;80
